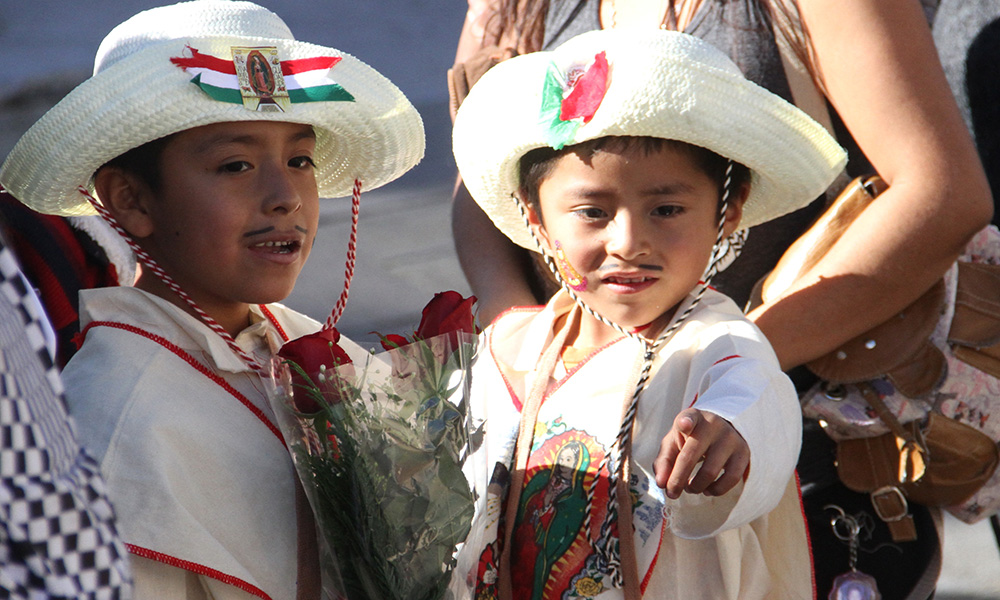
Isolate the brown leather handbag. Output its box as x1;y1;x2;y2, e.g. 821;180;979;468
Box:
760;175;1000;539
834;383;999;541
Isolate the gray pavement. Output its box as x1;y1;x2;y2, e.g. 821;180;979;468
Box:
2;1;999;597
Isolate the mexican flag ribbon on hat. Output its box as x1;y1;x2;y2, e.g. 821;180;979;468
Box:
540;51;609;149
171;46;355;107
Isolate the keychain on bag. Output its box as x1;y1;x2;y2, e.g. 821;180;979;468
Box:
825;505;882;600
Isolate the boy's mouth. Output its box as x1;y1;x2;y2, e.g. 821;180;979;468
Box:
600;273;659;294
602;275;654;284
252;240;301;254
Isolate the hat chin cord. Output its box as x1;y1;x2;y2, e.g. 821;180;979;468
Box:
324;178;361;330
78;179;362;374
512;160;737;589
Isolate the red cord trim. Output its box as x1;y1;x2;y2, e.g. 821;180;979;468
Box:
257;304;289;342
82;321;285;448
126;543;272;599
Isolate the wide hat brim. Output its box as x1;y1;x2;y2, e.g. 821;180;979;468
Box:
1;31;424;216
453;28;847;251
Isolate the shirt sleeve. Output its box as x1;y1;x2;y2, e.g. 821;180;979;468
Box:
653;308;802;539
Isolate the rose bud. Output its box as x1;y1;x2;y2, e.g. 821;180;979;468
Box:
279;327;354;412
415;291;478;351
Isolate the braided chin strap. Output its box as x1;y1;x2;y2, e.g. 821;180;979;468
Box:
324;178;361;329
513;161;737;588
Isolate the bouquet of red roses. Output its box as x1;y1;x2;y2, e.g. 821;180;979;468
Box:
270;292;482;600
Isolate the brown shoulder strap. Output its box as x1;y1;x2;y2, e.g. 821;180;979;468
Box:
770;4;850;197
498;312;574;600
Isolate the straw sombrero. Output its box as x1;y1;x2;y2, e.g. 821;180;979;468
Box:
453;28;847;251
0;0;425;216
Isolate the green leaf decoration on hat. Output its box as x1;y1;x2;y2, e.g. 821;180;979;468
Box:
540;51;610;150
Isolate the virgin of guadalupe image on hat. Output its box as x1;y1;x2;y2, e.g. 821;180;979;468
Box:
234;45;291;112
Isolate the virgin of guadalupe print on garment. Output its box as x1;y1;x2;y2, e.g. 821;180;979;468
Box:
509;422;616;600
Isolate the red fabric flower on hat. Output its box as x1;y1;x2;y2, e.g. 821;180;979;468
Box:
541;51;610;149
559;51;609;124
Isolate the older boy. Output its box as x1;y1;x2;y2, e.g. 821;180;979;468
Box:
0;1;424;598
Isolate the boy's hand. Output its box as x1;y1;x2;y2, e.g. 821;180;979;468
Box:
653;408;750;499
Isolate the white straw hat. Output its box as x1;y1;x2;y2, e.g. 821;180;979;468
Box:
0;0;425;216
453;28;847;251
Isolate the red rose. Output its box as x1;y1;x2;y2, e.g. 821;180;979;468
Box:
379;333;410;351
415;291;478;342
279;327;354;412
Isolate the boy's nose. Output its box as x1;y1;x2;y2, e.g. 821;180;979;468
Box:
261;164;303;214
606;215;650;259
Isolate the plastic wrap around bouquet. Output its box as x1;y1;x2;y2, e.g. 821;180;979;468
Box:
269;292;483;600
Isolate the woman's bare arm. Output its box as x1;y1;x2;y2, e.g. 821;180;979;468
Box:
452;0;540;323
750;0;993;369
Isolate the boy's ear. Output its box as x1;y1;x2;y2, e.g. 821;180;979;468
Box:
93;167;155;239
722;182;749;237
523;200;554;252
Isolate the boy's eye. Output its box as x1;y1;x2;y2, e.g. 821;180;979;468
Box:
652;205;683;217
220;161;252;173
289;156;316;169
575;207;607;219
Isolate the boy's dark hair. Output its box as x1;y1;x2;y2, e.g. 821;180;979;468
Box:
98;134;176;192
518;136;751;213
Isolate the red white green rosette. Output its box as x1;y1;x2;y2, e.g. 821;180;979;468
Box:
540;51;610;149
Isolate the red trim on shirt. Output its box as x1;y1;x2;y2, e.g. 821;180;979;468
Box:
258;304;289;342
794;471;818;599
487;324;524;411
640;508;671;593
712;355;740;366
81;321;286;447
547;336;628;398
127;544;272;599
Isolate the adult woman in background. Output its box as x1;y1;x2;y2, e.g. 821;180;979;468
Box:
448;1;993;598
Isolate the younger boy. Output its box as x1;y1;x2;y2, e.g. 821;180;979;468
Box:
0;2;424;598
451;29;846;598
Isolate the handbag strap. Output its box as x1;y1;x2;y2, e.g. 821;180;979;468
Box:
770;5;834;136
857;382;929;490
770;6;851;197
857;383;916;445
854;383;922;542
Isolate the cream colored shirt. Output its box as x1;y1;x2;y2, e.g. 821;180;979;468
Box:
452;289;811;599
63;287;365;600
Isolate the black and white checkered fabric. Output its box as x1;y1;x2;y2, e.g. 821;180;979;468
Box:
0;238;132;598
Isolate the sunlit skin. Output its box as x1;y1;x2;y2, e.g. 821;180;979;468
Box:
526;143;751;498
95;121;320;337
